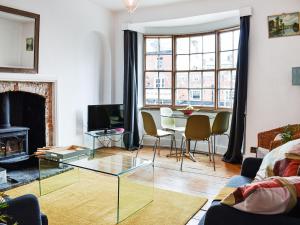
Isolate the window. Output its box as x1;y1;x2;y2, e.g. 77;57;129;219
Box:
175;34;216;107
144;28;240;109
144;37;173;105
218;30;240;108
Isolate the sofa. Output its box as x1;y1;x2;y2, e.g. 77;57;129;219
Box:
199;157;300;225
1;194;48;225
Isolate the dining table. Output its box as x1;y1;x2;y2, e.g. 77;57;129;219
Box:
161;112;216;162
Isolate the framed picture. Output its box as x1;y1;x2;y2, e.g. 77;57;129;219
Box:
26;37;34;51
268;12;300;38
292;67;300;86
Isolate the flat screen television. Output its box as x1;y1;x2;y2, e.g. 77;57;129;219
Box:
87;104;124;132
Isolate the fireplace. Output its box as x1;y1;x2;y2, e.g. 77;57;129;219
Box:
0;92;30;163
0;127;29;159
0;81;55;167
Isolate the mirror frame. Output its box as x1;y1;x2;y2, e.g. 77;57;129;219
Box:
0;5;40;74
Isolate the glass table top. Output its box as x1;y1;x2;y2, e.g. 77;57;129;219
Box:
85;130;130;138
42;153;153;176
160;112;216;119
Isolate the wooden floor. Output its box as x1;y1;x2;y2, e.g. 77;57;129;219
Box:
107;146;241;225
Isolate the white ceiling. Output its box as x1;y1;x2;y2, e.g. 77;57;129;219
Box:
126;9;240;34
91;0;192;11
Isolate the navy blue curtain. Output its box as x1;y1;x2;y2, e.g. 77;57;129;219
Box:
123;30;140;149
223;16;250;164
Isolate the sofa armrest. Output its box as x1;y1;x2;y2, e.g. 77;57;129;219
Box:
5;194;43;225
270;140;283;150
257;127;282;149
241;157;263;179
203;202;300;225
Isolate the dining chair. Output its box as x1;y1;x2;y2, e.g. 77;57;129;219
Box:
160;107;185;158
211;111;231;157
180;115;214;171
137;111;175;163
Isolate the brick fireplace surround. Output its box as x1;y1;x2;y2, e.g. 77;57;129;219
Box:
0;81;55;147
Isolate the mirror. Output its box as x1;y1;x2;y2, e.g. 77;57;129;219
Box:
0;5;40;73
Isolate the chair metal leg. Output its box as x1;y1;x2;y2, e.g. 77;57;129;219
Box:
211;137;216;171
180;139;186;171
158;138;161;156
139;134;145;149
169;135;174;156
208;138;212;162
179;136;184;161
174;135;178;161
193;141;197;156
152;139;159;163
211;137;214;155
136;134;145;158
213;134;217;155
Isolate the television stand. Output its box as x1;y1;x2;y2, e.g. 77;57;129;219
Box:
85;130;131;153
95;129;116;135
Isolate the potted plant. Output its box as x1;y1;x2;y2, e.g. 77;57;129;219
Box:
281;125;300;143
0;192;17;225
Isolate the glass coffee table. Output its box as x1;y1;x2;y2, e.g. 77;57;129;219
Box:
38;151;154;224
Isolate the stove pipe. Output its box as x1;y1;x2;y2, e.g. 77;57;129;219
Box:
0;92;11;129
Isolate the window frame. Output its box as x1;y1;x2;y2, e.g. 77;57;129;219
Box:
143;35;173;107
174;31;217;109
143;26;239;110
217;28;240;109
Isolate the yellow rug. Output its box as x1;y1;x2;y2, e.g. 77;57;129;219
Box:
6;170;207;225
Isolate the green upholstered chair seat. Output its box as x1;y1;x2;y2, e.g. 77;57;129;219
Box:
160;107;185;133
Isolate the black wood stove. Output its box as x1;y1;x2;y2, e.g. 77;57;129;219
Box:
0;92;30;165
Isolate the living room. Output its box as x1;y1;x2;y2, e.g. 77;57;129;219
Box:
0;0;300;225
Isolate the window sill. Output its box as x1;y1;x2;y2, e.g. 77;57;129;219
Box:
140;106;232;113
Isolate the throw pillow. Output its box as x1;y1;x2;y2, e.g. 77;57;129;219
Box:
255;139;300;181
221;176;300;215
286;143;300;159
273;158;300;177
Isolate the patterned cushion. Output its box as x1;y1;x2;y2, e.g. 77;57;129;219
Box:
273;159;300;177
286;143;300;159
221;176;300;215
255;139;300;181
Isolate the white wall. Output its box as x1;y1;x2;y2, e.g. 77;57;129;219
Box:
0;0;114;146
113;0;300;154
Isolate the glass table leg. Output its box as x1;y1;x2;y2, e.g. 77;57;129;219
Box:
38;158;79;196
93;136;96;157
117;162;154;223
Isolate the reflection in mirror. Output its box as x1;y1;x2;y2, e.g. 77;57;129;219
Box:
0;5;39;73
0;12;35;68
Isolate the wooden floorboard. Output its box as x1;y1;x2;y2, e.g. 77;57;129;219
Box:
103;147;241;224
